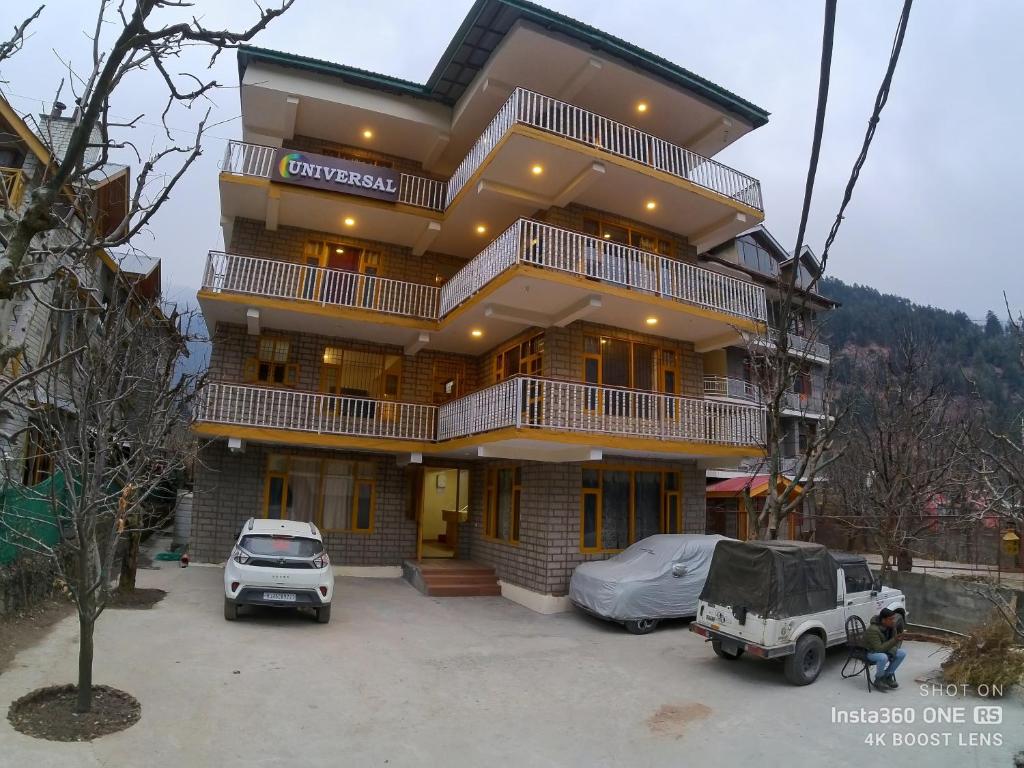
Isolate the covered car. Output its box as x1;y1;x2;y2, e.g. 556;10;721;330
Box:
569;534;729;634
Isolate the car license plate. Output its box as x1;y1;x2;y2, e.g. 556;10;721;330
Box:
263;592;296;602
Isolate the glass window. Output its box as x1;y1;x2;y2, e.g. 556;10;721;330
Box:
844;564;874;594
601;471;630;550
486;467;520;543
634;472;661;541
582;493;598;550
322;462;353;531
240;535;323;557
354;482;373;531
267;476;288;519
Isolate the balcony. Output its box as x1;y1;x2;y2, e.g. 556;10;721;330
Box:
0;167;26;210
199;218;767;353
219;88;762;255
447;87;762;212
703;375;760;404
782;391;826;417
194;377;765;461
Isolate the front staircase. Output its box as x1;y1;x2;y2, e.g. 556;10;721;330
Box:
402;559;501;597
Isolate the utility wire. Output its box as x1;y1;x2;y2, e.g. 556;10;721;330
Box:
813;0;914;289
790;0;838;268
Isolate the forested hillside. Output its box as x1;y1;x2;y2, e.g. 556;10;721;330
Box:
820;277;1023;420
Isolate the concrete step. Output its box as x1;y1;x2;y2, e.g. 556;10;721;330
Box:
426;583;502;597
421;573;499;586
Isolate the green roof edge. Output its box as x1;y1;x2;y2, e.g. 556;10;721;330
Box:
238;0;769;128
428;0;769;127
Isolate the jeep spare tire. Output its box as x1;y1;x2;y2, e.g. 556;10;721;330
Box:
712;639;744;660
784;633;825;685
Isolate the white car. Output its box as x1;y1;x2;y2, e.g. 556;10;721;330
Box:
223;518;334;623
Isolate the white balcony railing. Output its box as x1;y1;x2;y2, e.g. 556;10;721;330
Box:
760;329;830;361
203;219;768;326
446;87;763;211
436;376;765;446
202;251;440;319
439;219;767;321
196;378;765;449
196;382;437;441
220;141;446;211
221;87;762;216
703;375;761;403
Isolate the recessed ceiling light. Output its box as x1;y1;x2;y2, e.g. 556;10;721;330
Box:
471;329;483;338
335;247;345;254
475;224;487;234
645;200;657;210
362;129;374;139
603;233;611;239
344;217;355;227
531;164;543;175
637;102;648;113
645;316;658;325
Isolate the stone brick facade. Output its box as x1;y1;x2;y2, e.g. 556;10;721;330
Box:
462;457;704;596
191;441;419;565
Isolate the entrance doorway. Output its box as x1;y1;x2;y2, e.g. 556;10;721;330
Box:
419;468;469;559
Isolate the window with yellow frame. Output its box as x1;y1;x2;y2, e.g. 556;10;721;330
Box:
483;466;520;543
244;337;299;387
263;454;376;533
580;467;682;552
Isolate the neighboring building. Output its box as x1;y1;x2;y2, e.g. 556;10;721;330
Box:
192;0;775;608
699;225;837;540
0;94;163;485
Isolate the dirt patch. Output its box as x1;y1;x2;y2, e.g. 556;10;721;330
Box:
0;598;74;675
107;588;166;610
646;702;711;739
7;684;141;741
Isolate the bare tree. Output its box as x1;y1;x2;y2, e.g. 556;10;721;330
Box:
0;278;204;713
826;337;974;571
736;0;913;539
0;0;293;372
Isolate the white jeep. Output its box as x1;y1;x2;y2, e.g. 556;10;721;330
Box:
691;541;906;685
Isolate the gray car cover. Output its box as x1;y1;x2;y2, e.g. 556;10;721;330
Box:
569;534;730;621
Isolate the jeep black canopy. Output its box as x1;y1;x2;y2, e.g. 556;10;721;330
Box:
699;540;839;619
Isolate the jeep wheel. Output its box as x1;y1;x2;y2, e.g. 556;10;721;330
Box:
712;639;744;660
224;597;239;621
784;633;825;685
624;618;659;635
316;604;332;624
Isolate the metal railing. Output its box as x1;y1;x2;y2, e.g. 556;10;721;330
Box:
220;141;446;212
202;251;440;319
446;87;763;210
197;377;765;449
438;219;767;321
437;376;764;446
782;391;826;415
196;382;437;441
762;329;831;361
703;375;761;403
204;219;767;326
0;167;26;210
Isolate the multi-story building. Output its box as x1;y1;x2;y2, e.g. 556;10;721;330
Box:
700;225;837;540
0;95;164;484
192;0;774;609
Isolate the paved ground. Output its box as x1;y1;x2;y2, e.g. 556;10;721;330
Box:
1;563;1021;768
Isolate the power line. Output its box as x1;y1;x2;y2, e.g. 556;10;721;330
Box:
815;0;914;285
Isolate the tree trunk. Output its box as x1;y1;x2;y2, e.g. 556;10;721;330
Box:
119;530;140;593
896;546;913;572
76;614;95;713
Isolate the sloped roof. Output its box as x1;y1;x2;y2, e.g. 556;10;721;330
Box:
706;474;802;498
238;0;769;127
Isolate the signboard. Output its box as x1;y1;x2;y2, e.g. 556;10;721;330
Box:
270;149;400;202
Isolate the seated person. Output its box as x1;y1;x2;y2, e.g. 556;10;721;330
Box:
863;607;906;690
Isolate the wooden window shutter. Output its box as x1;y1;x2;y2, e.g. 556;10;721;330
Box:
243;357;258;382
284;363;300;387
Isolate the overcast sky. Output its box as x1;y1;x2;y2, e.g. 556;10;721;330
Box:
1;0;1021;321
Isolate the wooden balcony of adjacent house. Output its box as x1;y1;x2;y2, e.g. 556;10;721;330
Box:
198;218;767;355
193;375;765;463
218;87;763;257
0;166;26;211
